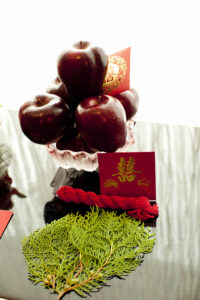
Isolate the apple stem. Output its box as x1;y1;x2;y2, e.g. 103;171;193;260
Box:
98;95;101;103
80;41;83;49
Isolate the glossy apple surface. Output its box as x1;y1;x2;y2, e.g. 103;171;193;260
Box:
46;77;69;102
75;95;127;152
114;88;139;121
19;93;71;144
57;41;108;103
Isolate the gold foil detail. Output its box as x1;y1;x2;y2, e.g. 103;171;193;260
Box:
103;56;127;94
104;178;118;189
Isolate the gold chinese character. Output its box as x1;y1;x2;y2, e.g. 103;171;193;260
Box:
112;156;141;183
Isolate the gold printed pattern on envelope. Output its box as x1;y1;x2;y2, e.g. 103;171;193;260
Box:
103;178;118;189
103;56;127;94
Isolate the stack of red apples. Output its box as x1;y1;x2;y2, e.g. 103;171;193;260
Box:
19;41;139;153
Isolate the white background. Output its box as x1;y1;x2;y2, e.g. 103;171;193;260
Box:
0;0;200;126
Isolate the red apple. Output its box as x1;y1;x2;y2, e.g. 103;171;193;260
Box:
56;132;94;153
75;95;127;152
114;88;139;121
57;41;108;104
46;77;69;102
19;93;71;144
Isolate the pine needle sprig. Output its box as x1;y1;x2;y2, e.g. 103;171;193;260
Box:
22;207;156;299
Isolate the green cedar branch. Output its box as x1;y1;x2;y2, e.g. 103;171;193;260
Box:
22;207;156;299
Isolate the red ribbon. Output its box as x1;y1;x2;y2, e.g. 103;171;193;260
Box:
57;186;159;222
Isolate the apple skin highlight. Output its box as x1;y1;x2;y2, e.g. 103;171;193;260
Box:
75;95;127;153
19;93;71;145
115;88;139;121
57;41;108;105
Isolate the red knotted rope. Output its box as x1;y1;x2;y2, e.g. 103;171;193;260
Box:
57;186;159;221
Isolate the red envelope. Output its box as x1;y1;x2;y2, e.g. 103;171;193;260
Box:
98;152;156;200
0;210;13;238
103;47;131;95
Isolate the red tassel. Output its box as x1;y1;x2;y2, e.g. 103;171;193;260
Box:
127;204;159;221
57;186;159;221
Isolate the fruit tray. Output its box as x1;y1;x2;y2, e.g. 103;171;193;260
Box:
47;118;135;171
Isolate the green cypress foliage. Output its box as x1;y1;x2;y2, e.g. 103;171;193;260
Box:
22;207;156;299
